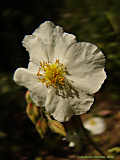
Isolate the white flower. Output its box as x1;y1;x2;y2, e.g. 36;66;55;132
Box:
83;117;106;135
13;21;106;122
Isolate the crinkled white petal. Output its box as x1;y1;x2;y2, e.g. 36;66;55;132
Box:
64;42;106;94
33;21;77;62
45;88;94;122
32;21;55;62
23;21;76;63
45;88;73;122
33;21;55;45
83;117;106;135
52;99;73;122
28;61;39;73
45;88;58;113
69;90;94;115
52;28;77;62
13;68;47;106
14;68;37;88
22;35;49;65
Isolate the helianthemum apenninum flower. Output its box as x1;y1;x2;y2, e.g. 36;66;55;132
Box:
14;21;106;122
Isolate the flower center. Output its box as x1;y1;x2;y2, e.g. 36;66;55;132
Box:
89;119;96;126
37;59;67;88
37;59;79;98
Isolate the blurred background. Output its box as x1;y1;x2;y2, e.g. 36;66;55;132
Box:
1;0;120;159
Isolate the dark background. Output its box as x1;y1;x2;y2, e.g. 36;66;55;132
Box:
1;0;120;159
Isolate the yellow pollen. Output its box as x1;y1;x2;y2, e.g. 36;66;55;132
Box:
89;119;96;126
37;59;67;88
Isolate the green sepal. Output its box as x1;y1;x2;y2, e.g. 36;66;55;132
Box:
35;117;48;138
25;90;33;104
26;103;40;124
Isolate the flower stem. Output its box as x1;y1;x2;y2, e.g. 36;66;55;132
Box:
72;116;110;160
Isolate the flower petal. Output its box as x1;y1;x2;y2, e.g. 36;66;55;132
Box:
33;21;55;45
28;61;39;73
32;21;56;62
45;88;73;122
64;42;106;94
52;99;73;122
13;68;47;106
22;34;49;65
52;29;77;62
69;90;94;115
45;88;58;113
45;88;94;122
33;21;77;62
23;21;76;63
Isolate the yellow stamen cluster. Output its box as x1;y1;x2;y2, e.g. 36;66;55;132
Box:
37;59;67;88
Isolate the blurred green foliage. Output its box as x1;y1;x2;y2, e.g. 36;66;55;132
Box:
1;0;120;159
